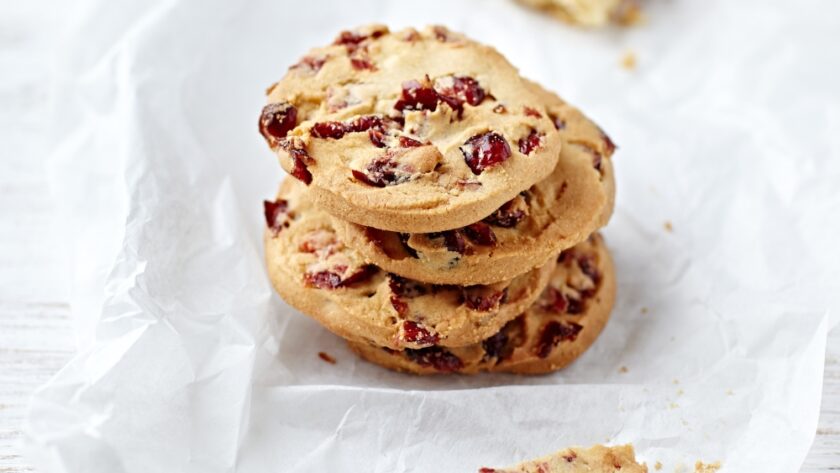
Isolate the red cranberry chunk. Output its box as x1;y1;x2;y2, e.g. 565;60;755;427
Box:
390;295;409;316
402;320;439;345
484;199;526;228
352;155;407;187
550;113;566;130
577;255;601;284
534;321;583;358
518;129;545;155
259;102;297;145
601;130;616;155
388;274;428;298
462;222;497;246
303;271;342;289
290;156;312;184
280;140;313;185
432;26;450;41
263;199;289;233
290;56;326;73
460;132;512;174
523;106;542;118
398;233;419;258
543;288;569;313
351;57;375;70
428;230;467;254
566;295;584;315
434;75;486;115
399;136;423;148
304;265;377;290
394;79;439;112
341;265;378;286
481;330;509;360
463;287;506;311
404;347;463;372
311;121;348;139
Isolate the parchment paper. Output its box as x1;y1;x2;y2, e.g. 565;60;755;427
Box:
25;0;840;471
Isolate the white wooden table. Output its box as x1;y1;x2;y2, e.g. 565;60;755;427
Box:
0;3;837;472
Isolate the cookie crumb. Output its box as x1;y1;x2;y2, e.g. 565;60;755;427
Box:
694;461;721;472
725;389;734;396
654;461;663;470
318;351;337;364
677;389;684;396
669;402;679;409
620;50;637;70
664;220;673;232
672;378;680;385
619;365;629;373
640;306;649;315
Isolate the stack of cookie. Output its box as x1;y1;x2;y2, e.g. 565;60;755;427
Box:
259;25;617;375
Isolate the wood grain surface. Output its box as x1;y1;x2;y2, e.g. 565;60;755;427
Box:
0;2;837;472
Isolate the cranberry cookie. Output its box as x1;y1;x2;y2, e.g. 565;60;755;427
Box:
332;81;616;285
348;233;614;374
479;444;647;472
264;178;555;350
260;25;562;233
515;0;642;27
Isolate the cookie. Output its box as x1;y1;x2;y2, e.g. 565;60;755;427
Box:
479;444;648;472
348;233;614;374
264;177;556;350
259;25;563;233
515;0;642;27
332;81;616;285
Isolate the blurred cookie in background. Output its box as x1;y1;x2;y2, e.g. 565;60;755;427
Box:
515;0;642;27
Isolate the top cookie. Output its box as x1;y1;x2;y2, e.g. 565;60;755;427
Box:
260;25;562;233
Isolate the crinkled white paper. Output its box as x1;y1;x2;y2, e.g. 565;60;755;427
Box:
25;0;840;471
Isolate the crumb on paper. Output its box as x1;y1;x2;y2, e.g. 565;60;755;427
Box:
726;389;734;396
640;306;649;315
669;402;679;409
654;461;663;470
673;379;680;385
620;50;637;70
695;461;722;472
664;220;673;232
318;351;337;364
677;389;684;396
619;365;629;373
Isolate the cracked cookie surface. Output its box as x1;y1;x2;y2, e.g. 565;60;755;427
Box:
332;80;616;285
264;178;555;350
260;25;562;233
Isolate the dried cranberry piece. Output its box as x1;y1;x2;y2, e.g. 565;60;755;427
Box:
341;264;378;286
394;79;439;112
404;347;463;372
398;233;419;258
390;295;408;316
352;155;405;187
518;129;545;155
368;128;387;148
263;199;289;234
592;152;603;171
349;115;383;132
566;295;584;315
303;271;342;289
523;106;542;118
463;287;506;311
460;132;512;174
281;140;314;185
534;321;583;358
484;200;526;228
479;469;498;473
311;121;348;139
259;102;297;145
388;274;427;298
577;255;601;284
601;130;616;156
563;452;578;462
401;320;439;345
462;222;497;246
435;76;486;115
544;288;568;313
334;29;383;49
304;265;377;290
482;330;508;360
290;56;326;73
428;230;466;254
350;57;375;70
398;136;423;148
432;26;450;42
